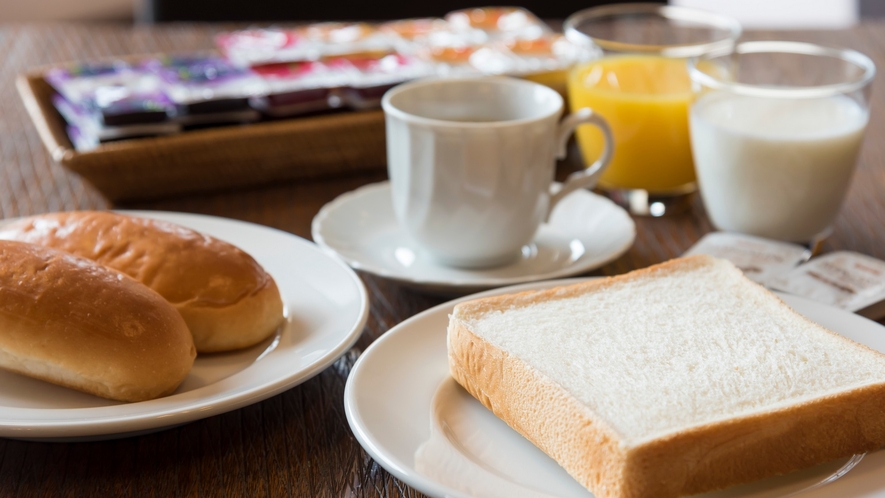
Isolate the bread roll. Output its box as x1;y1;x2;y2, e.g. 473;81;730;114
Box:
0;211;284;353
0;241;195;402
449;255;885;498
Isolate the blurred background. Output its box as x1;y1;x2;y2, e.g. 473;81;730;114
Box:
0;0;883;27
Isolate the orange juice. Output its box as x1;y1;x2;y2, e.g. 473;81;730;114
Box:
568;55;695;193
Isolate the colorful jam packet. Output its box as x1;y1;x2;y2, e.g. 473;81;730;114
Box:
416;43;481;77
252;60;348;91
45;61;172;126
380;18;486;53
148;54;266;107
335;53;432;87
216;28;304;66
445;7;550;39
218;24;393;66
249;61;344;116
331;53;433;109
379;18;452;42
56;94;180;150
470;34;599;76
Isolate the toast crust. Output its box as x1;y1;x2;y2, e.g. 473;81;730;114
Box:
449;318;885;498
448;256;885;498
448;319;628;497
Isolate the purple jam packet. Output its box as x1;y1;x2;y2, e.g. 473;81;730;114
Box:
45;61;172;126
54;94;181;145
148;54;267;107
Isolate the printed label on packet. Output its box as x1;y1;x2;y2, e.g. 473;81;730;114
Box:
768;252;885;317
683;232;810;285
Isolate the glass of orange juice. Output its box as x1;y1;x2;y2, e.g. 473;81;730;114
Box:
564;4;740;216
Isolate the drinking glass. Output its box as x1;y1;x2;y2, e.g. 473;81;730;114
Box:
688;41;874;243
564;4;740;216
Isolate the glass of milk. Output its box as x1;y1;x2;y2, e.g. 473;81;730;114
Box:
688;41;874;243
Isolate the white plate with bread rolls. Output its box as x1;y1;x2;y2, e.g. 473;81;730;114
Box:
345;272;885;498
312;181;635;294
0;210;368;441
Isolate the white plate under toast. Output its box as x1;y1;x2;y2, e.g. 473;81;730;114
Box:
344;279;885;498
0;211;369;441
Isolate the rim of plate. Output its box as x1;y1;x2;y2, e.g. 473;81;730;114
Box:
311;182;636;288
0;210;369;437
344;279;589;498
344;278;880;498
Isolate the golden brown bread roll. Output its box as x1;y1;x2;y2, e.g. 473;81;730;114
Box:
0;240;195;402
0;211;285;353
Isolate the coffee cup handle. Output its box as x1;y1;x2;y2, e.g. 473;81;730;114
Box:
546;108;614;221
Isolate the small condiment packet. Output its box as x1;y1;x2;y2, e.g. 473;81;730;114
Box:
216;28;312;66
469;34;598;76
46;62;172;126
149;55;267;107
445;7;549;39
249;60;344;117
379;18;484;53
334;53;433;109
683;232;810;285
217;25;393;67
53;94;180;145
768;251;885;318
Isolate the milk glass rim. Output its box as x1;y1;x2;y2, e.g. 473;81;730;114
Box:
381;76;563;128
688;41;876;99
563;3;742;58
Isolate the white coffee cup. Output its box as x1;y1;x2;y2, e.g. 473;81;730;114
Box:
382;76;613;268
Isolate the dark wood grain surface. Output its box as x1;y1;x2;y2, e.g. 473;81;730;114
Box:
0;21;883;497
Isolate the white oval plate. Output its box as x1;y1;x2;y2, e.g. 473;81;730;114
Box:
344;279;885;498
0;211;368;441
312;182;635;294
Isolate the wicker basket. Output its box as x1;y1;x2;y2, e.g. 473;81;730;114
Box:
16;71;387;202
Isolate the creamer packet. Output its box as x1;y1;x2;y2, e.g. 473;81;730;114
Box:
683;232;810;285
769;251;885;319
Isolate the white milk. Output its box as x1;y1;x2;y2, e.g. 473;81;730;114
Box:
690;92;868;242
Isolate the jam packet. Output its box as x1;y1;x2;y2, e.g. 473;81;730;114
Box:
768;251;885;319
218;24;393;66
445;7;549;40
380;18;486;54
683;232;810;285
216;28;305;66
149;55;266;109
469;34;597;77
333;54;433;109
418;43;480;77
147;55;265;125
249;60;347;117
46;61;172;126
53;94;181;145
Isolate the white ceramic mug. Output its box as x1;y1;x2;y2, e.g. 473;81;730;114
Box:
382;76;614;268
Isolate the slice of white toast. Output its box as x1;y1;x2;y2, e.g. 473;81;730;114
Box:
447;255;885;498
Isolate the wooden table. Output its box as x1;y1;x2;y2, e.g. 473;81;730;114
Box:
0;21;884;497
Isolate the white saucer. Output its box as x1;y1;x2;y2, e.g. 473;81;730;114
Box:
0;211;369;441
344;279;885;498
312;182;635;293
